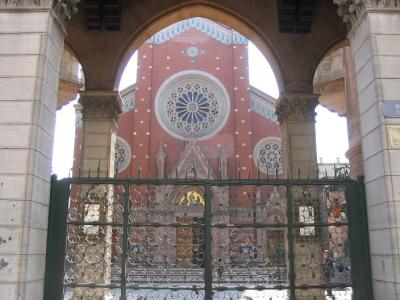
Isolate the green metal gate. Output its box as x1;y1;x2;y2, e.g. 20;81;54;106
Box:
44;176;372;300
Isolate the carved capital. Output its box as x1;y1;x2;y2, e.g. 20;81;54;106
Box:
334;0;400;29
52;0;80;27
79;91;122;120
275;93;319;123
0;0;80;29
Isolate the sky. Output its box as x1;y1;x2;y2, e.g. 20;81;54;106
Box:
52;41;348;178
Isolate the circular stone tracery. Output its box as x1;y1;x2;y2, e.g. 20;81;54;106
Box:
253;137;283;175
114;137;131;172
155;70;230;140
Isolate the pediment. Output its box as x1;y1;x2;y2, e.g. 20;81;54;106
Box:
170;140;214;179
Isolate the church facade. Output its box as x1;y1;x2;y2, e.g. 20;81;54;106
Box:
74;18;282;181
71;18;287;272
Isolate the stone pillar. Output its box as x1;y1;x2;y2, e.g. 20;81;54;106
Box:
276;93;324;299
74;91;121;292
335;1;400;298
343;45;364;178
79;91;122;177
275;93;319;179
0;2;77;299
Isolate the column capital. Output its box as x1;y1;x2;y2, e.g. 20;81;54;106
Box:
79;91;122;120
0;0;80;30
334;0;400;30
275;93;319;123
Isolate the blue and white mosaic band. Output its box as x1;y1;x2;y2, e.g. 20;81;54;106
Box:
155;70;230;141
250;97;278;123
253;137;283;175
115;136;132;172
147;17;248;45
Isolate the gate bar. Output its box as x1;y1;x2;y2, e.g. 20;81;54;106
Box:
204;184;213;299
120;184;130;299
286;185;296;300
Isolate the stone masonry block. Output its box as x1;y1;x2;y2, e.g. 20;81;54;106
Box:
84;134;113;147
369;12;400;35
0;77;36;101
27;175;51;206
373;280;397;300
0;175;27;200
0;227;22;255
0;55;39;77
375;56;400;79
392;176;400;201
369;228;393;255
0;283;16;300
0;254;19;282
375;35;400;56
362;125;386;160
358;79;379;115
26;228;47;255
0;34;41;55
381;79;400;100
353;36;373;73
32;150;52;180
24;254;46;281
23;280;44;300
350;15;370;54
0;101;34;124
360;102;381;137
0;149;29;175
367;201;390;231
0;12;49;33
363;151;386;183
365;176;391;206
356;58;375;94
0;125;31;148
0;200;26;227
29;202;48;230
370;254;397;283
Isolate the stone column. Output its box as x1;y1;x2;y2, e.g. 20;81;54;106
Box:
343;45;364;178
275;93;319;179
79;91;122;177
276;93;324;299
335;1;400;298
74;91;121;291
0;2;77;299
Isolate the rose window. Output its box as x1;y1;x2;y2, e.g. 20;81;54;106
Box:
114;137;131;172
253;137;283;175
156;70;230;140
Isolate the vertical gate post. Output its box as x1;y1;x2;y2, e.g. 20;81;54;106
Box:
204;184;212;299
346;178;373;300
44;177;71;300
120;183;130;299
286;185;296;300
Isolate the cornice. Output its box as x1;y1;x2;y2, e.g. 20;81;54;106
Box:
0;0;80;29
334;0;400;29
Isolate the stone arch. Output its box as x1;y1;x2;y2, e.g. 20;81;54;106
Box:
113;3;284;92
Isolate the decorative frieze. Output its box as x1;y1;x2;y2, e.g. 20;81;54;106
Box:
275;93;318;123
0;0;80;28
79;91;122;120
147;17;247;45
334;0;400;29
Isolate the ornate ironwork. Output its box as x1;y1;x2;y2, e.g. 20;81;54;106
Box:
44;177;371;299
